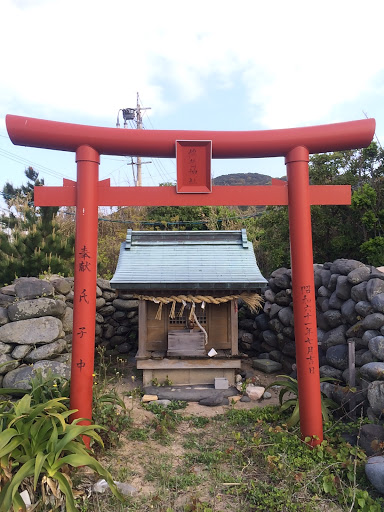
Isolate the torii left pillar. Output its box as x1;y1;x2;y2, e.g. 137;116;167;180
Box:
70;146;100;433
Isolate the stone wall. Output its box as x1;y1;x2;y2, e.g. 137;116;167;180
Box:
238;259;384;420
2;260;384;422
0;276;139;388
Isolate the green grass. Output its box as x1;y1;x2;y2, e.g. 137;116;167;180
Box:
78;402;384;512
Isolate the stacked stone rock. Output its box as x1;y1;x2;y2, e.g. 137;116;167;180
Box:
0;276;139;388
94;286;139;355
238;259;384;421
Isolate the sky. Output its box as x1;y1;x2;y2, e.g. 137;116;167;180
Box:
1;0;384;195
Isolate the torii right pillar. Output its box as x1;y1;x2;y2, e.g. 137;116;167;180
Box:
286;146;322;445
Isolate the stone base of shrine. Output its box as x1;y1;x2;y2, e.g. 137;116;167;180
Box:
137;358;242;387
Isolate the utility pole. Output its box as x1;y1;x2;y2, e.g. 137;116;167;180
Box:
136;92;143;186
116;92;151;186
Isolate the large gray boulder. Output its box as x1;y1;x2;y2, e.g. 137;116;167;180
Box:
0;342;12;355
25;338;67;362
367;381;384;417
365;456;384;494
362;330;381;345
331;259;362;275
2;360;70;389
278;307;294;327
360;424;384;456
319;365;343;380
355;301;373;317
367;279;384;302
11;345;32;359
113;299;139;312
98;305;116;316
50;277;72;295
0;316;63;344
368;336;384;361
336;275;352;300
0;294;16;307
351;282;368;302
2;365;34;389
14;278;54;299
326;344;349;370
262;330;278;347
0;354;19;375
322;325;347;350
328;291;342;310
360;351;379;366
341;299;358;325
8;298;66;321
61;307;73;333
31;360;70;379
362;313;384;331
372;293;384;314
361;363;384;382
0;307;9;326
324;309;343;328
97;278;113;291
347;266;371;284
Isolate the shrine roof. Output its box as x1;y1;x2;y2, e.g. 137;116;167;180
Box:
110;229;267;291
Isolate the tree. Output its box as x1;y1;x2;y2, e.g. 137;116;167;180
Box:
255;142;384;272
310;143;384;265
0;168;74;285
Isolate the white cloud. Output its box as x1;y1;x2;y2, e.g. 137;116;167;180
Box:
1;0;384;130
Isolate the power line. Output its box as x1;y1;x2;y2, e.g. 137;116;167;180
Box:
60;209;263;226
0;146;71;181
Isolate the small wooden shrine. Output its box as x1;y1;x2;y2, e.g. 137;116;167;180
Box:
110;229;267;386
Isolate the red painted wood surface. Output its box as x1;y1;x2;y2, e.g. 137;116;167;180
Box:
34;182;351;207
6;115;375;157
69;145;99;448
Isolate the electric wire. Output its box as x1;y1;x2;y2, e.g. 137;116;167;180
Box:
0;146;71;181
0;190;264;227
60;209;263;226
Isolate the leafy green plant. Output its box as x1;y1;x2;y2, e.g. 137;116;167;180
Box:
266;375;338;427
187;416;210;428
143;401;186;440
0;394;123;512
92;388;132;450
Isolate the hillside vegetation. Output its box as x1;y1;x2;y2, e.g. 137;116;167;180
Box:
0;142;382;283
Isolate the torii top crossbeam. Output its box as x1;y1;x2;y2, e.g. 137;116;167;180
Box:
6;115;374;158
6;114;375;447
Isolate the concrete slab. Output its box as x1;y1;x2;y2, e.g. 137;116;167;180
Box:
143;384;239;402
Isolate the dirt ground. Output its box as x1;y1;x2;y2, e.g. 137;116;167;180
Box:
99;358;285;505
87;361;345;511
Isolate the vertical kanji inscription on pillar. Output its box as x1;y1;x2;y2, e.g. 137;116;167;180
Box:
301;284;316;375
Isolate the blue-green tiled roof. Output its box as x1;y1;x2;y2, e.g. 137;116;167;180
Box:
110;229;267;291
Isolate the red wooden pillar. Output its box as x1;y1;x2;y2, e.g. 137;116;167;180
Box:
70;145;100;442
286;146;323;445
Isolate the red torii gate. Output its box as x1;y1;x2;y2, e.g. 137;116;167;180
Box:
6;114;375;446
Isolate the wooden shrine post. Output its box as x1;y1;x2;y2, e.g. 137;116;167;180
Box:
6;114;375;446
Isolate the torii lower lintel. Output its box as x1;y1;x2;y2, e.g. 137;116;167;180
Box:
34;180;351;207
6;114;375;448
